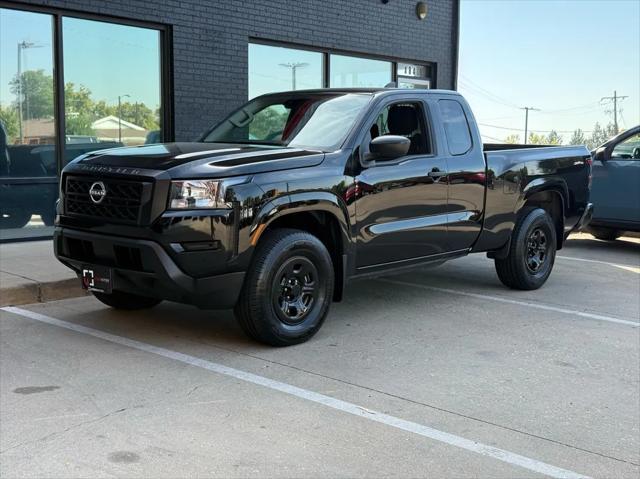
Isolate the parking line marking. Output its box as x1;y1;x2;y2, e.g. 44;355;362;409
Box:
378;279;639;328
2;306;589;479
557;255;640;274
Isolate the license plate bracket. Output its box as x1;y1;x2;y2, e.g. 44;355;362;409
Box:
81;265;112;294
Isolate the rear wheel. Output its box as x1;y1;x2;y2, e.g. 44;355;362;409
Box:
92;290;161;310
234;228;334;346
0;208;31;229
588;227;621;241
495;207;557;290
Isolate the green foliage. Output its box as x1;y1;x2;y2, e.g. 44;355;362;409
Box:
9;69;54;120
0;105;19;140
504;134;520;144
7;69;159;137
568;129;587;146
249;105;289;141
545;130;562;145
527;132;548;145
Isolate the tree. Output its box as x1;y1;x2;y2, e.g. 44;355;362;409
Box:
504;134;520;144
546;130;563;145
0;105;19;141
589;122;608;149
527;132;548;145
569;129;587;146
64;83;99;136
9;69;54;120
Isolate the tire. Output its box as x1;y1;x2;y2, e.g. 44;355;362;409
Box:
495;207;557;290
234;228;334;346
92;290;161;310
0;208;31;229
589;227;621;241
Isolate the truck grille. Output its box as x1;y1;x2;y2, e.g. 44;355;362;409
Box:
64;176;151;224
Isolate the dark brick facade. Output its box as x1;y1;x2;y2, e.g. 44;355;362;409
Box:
9;0;458;141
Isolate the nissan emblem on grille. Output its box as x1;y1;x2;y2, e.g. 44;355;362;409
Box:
89;181;107;204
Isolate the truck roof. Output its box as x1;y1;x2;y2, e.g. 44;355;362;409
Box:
257;88;462;98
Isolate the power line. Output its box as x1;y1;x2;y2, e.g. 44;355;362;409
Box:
478;123;593;134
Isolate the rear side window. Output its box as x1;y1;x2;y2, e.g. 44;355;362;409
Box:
438;99;472;155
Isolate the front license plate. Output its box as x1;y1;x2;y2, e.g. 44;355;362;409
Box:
81;265;112;294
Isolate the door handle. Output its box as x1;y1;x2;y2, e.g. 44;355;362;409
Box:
428;168;447;178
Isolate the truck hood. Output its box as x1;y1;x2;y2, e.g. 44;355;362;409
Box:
70;142;325;177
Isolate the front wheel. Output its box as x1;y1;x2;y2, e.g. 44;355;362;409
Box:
495;207;557;290
234;228;334;346
92;290;161;310
588;227;621;241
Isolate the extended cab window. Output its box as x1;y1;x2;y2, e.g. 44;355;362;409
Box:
203;93;372;151
438;99;472;155
365;102;430;156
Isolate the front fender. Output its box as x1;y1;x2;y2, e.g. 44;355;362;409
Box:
248;191;352;253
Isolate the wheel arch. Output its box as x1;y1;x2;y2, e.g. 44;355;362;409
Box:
249;192;352;302
520;183;567;250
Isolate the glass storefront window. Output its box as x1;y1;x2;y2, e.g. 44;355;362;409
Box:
330;55;392;88
1;8;165;241
0;8;57;239
62;18;162;162
248;43;323;99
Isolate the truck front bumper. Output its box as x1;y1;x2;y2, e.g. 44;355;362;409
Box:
54;228;245;309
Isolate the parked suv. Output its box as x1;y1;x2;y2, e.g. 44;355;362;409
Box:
588;125;640;240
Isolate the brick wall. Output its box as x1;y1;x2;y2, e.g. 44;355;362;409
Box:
10;0;458;141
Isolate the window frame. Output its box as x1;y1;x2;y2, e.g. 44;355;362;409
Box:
248;38;434;93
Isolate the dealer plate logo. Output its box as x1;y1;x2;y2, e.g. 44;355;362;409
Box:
89;181;107;204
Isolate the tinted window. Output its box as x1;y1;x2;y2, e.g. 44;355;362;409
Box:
0;8;57;239
365;102;429;156
330;55;392;88
248;44;323;99
612;134;640;160
63;18;162;159
438;99;472;155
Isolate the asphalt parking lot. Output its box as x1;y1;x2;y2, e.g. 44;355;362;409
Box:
1;233;638;478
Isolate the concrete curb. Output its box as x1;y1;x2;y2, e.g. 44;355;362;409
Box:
0;277;88;307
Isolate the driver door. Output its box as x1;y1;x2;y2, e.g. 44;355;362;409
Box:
592;127;640;225
353;99;448;270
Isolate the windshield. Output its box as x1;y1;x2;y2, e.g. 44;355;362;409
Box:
202;93;372;151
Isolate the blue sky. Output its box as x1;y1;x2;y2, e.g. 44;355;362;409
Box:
459;0;640;142
2;2;638;144
0;9;161;110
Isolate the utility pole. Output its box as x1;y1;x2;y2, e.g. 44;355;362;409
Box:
279;62;309;90
520;106;540;144
601;90;628;134
16;41;36;144
117;94;130;143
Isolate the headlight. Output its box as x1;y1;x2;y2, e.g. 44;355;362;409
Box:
168;180;230;209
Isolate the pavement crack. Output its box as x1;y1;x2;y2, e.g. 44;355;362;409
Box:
0;407;128;455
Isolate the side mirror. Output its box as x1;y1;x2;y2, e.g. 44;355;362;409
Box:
369;135;410;161
592;146;609;162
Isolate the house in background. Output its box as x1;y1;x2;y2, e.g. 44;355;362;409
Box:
91;116;147;145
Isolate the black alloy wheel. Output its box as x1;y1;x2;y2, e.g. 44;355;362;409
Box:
495;207;557;290
273;256;318;325
235;228;334;346
525;227;549;273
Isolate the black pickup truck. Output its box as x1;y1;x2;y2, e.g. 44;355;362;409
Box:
54;89;593;345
